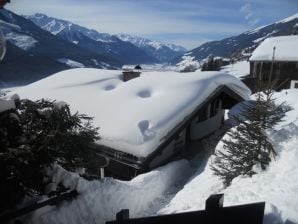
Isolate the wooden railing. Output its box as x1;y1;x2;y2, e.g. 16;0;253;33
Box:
0;192;266;224
106;194;265;224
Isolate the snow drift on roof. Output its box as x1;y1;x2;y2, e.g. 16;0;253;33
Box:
250;35;298;62
14;68;250;158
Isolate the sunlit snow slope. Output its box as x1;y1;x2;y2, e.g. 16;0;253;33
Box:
160;89;298;224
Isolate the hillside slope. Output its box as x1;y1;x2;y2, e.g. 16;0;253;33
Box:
0;9;121;87
26;13;158;64
174;13;298;64
160;89;298;224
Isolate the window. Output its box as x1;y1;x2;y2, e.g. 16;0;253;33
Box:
210;99;222;117
196;105;208;122
290;80;298;89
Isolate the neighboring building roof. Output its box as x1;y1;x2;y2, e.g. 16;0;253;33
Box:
250;35;298;62
14;68;251;158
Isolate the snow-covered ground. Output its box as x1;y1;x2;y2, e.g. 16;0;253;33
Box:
23;87;298;224
5;66;297;224
221;60;250;78
176;55;200;72
160;89;298;224
27;160;194;224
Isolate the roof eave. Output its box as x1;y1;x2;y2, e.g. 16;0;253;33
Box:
141;85;247;171
89;142;144;169
250;59;298;62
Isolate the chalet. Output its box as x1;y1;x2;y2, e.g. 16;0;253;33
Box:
88;71;251;180
14;68;250;180
249;35;298;90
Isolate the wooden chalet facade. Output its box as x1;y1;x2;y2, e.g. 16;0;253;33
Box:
247;35;298;91
90;85;247;180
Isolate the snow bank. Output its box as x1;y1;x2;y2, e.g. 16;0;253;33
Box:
221;60;250;78
13;68;250;158
28;160;192;224
160;89;298;224
250;35;298;61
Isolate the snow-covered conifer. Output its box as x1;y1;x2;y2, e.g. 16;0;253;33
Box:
211;80;290;186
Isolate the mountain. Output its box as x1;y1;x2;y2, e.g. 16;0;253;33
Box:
174;13;298;64
26;13;158;64
0;9;121;87
116;34;187;62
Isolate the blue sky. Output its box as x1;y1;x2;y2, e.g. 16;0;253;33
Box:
6;0;298;49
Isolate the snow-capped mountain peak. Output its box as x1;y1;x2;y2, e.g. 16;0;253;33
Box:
117;33;186;51
116;33;186;62
164;43;187;52
26;13;187;63
26;13;113;43
174;13;298;65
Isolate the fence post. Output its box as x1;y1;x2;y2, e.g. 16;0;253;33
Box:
116;209;129;222
205;194;224;211
205;194;224;223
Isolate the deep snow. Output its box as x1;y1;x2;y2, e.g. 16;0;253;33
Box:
160;89;298;224
12;68;250;158
250;35;298;62
5;67;298;224
27;160;194;224
23;89;298;224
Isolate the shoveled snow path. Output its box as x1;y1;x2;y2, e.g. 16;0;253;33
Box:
27;160;194;224
25;124;228;224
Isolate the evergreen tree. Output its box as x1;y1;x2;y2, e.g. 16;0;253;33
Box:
201;55;221;71
0;98;100;211
211;80;291;186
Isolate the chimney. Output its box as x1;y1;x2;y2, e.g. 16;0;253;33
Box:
122;65;142;82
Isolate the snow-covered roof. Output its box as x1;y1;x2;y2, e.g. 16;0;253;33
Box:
250;35;298;62
14;68;250;158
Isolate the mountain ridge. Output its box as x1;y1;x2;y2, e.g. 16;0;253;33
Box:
26;13;158;64
26;13;186;63
173;13;298;64
0;9;120;87
116;33;186;62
